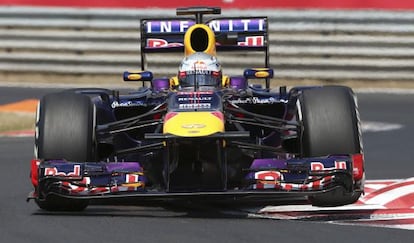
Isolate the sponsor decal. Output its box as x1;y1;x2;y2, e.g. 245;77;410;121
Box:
231;97;277;104
181;124;206;129
238;36;264;47
177;91;213;95
145;18;265;33
310;161;347;171
111;100;144;108
146;38;183;48
177;96;212;102
179;103;211;109
146;20;195;33
146;36;265;48
44;165;81;177
176;91;215;109
187;64;208;71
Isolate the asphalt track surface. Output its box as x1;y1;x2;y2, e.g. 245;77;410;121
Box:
0;86;413;243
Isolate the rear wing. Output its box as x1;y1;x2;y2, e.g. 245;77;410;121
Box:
140;16;269;70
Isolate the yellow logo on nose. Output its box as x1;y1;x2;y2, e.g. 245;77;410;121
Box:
181;124;206;129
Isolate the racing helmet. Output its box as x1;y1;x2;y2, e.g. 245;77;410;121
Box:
178;52;222;88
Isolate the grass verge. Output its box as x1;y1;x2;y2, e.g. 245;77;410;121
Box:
0;112;35;133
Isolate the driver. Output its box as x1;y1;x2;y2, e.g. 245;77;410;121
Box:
173;52;225;90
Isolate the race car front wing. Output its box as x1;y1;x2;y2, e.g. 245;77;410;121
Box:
28;154;364;202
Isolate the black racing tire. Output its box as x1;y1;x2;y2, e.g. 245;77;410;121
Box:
35;92;95;211
298;86;363;206
36;92;96;162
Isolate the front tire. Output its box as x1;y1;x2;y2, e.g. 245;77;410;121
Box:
35;92;96;211
298;86;363;206
36;92;96;162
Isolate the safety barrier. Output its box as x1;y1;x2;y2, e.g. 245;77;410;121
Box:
1;6;414;82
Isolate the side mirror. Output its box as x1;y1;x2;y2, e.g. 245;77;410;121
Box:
123;71;153;82
243;68;274;79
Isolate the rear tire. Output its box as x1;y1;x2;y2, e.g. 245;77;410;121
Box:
298;86;363;206
35;92;95;211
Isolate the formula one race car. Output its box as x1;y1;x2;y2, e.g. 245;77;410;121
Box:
28;7;365;211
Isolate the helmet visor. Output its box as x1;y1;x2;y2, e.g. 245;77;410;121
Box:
179;71;221;87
